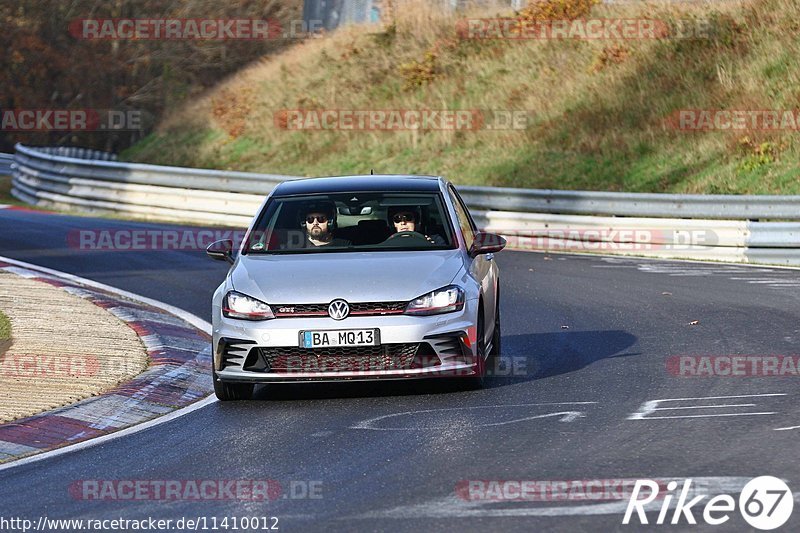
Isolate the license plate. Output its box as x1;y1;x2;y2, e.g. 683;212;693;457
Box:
300;329;379;348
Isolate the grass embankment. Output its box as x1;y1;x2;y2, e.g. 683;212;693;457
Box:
0;310;11;355
124;0;800;194
0;176;26;207
0;311;10;339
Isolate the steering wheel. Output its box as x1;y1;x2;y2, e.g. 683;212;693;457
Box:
385;231;433;244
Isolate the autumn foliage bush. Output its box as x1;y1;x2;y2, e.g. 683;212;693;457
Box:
0;0;301;151
518;0;599;22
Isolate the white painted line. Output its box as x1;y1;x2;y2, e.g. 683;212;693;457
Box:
744;280;798;284
774;425;800;431
652;393;784;401
628;393;786;420
641;412;776;420
0;254;217;472
524;248;800;271
351;402;597;430
652;404;756;411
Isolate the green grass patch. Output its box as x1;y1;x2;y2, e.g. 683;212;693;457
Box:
0;310;11;342
0;176;29;207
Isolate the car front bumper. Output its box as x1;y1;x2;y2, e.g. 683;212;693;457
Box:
212;299;480;383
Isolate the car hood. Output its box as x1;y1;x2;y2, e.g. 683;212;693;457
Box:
231;250;464;304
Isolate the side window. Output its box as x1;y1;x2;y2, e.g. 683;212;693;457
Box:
448;186;475;250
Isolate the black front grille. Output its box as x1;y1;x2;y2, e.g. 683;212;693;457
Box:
272;301;407;318
350;301;407;314
424;333;468;363
249;344;428;372
217;338;256;370
273;303;328;316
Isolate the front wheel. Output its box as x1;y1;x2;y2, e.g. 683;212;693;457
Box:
213;372;254;401
464;309;488;390
490;290;501;358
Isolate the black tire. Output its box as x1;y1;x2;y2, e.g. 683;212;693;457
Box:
464;307;487;390
213;371;254;401
490;288;501;358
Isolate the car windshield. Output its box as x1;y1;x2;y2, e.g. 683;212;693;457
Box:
245;192;456;254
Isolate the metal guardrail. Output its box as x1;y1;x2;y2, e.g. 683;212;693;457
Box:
14;144;293;195
0;153;13;176
15;143;800;220
458;187;800;221
25;146;118;161
471;211;800;265
10;143;800;265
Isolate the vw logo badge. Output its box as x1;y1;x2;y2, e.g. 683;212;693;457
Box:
328;299;350;321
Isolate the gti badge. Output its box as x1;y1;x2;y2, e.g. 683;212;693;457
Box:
328;299;350;320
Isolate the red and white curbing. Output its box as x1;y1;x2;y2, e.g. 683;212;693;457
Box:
0;258;213;464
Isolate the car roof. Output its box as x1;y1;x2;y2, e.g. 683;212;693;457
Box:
272;175;443;196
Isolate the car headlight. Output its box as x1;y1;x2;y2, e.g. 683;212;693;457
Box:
223;291;275;320
405;285;465;316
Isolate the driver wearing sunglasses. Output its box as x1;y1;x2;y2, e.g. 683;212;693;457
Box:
302;203;351;248
387;206;445;245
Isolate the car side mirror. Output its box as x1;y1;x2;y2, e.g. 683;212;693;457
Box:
469;232;506;258
206;239;234;264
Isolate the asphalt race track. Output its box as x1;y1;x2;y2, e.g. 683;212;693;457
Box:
1;207;799;532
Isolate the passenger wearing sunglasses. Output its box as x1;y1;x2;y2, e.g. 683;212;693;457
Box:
387;206;445;245
302;203;351;247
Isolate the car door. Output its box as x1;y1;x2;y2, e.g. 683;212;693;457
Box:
447;184;497;345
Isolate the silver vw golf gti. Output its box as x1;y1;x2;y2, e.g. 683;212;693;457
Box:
206;175;505;400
